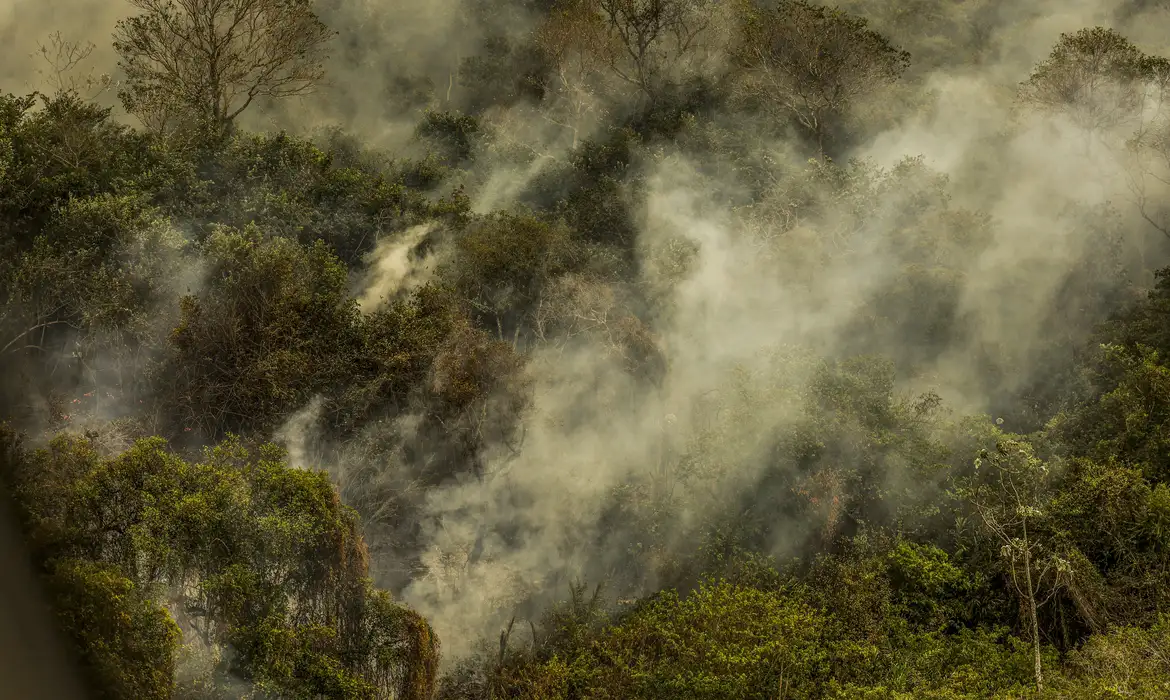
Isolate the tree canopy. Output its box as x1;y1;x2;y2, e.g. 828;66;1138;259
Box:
6;0;1170;698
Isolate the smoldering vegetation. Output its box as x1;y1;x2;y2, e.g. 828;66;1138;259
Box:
5;0;1170;697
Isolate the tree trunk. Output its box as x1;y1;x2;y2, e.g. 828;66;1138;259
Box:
1023;528;1043;691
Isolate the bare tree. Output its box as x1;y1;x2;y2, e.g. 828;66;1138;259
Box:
112;0;335;137
962;439;1073;693
33;32;114;99
533;0;615;148
731;0;909;156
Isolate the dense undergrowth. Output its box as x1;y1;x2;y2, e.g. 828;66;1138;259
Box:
4;0;1170;697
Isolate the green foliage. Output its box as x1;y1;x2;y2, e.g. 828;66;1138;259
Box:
0;92;177;248
1047;457;1170;628
832;0;992;77
1057;616;1170;698
732;0;911;154
1060;344;1170;479
8;7;1170;699
0;90;196;424
572;580;826;699
886;541;973;629
1018;27;1161;133
332;283;463;434
677;352;952;560
159;228;363;441
1100;267;1170;356
46;558;181;700
0;426;439;699
522;127;643;254
417;110;483;166
182;131;467;264
458;571;1049;700
1;193;185;392
445;208;583;335
459;35;548;112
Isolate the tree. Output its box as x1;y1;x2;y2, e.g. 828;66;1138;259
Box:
32;32;114;100
1055;342;1170;482
1020;28;1170;237
158;227;363;442
1019;27;1154;141
533;0;615;149
532;273;663;377
555;0;724;104
0;427;441;699
46;559;181;700
960;438;1072;692
731;0;910;156
445;209;578;339
456;33;547;115
112;0;335;137
1019;28;1170;241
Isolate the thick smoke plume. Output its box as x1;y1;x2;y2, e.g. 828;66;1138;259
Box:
11;0;1170;666
375;0;1170;658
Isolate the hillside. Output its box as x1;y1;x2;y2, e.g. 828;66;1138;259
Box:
2;0;1170;697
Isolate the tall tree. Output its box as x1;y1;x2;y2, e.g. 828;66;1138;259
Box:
731;0;910;156
960;438;1073;693
112;0;335;137
1018;28;1170;243
1019;27;1154;139
533;0;614;148
552;0;724;104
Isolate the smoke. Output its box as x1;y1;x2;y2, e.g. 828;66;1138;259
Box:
0;0;123;99
356;224;437;312
0;0;507;145
168;597;260;700
5;203;195;444
274;396;326;470
395;148;912;656
10;0;1170;672
242;0;487;145
372;0;1170;661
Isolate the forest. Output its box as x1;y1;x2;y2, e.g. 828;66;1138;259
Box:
3;0;1170;697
